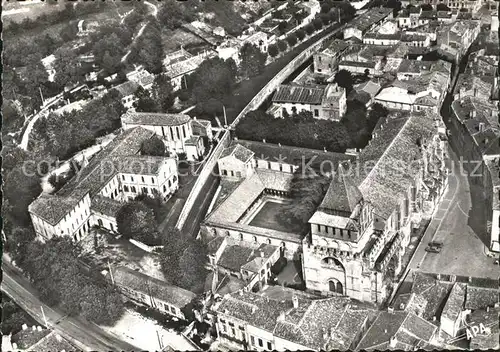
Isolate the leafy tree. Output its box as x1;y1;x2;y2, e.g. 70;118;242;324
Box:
278;21;288;34
277;40;288;52
191;57;237;103
436;4;451;11
368;102;389;130
60;23;79;42
140;135;167;157
53;48;84;89
132;21;164;74
3;101;24;134
178;241;209;292
320;12;332;25
151;74;175;112
9;227;36;267
134;86;159;112
158;0;187;29
80;285;123;324
116;201;158;242
296;28;306;41
239;43;267;79
278;167;331;226
268;44;279;58
341;100;370;147
4;167;42;225
421;4;433;11
313;18;323;30
286;33;298;47
305;24;315;35
334;69;354;92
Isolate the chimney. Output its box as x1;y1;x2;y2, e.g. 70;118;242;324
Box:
32;326;36;331
278;311;286;321
322;329;329;340
278;143;282;147
262;139;266;143
260;250;264;258
479;122;485;132
37;326;43;332
22;324;28;330
390;336;397;348
486;306;490;312
292;295;299;309
239;289;243;296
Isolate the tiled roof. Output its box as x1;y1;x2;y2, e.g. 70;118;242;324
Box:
235;140;354;173
121;112;191;126
113;81;139;97
455;74;494;99
398;59;433;74
357;311;437;350
163;53;210;78
356;113;437;219
116;155;168;175
206;169;293;224
465;286;499;310
218;243;278;273
272;84;325;105
207;236;225;255
339;60;376;69
185;135;201;146
347;7;392;32
30;127;156;224
112;266;196;308
468;307;500;350
322;39;350;56
91;195;124;218
220;144;254;163
355;80;381;98
12;329;51;349
216;291;374;350
441;282;466;321
319;166;363;214
28;332;75;352
364;32;401;40
359;45;392;60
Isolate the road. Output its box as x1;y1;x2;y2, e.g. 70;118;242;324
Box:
2;260;140;352
181;172;220;239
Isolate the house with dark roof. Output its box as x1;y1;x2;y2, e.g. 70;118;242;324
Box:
343;8;393;40
214;290;376;351
121;112;207;161
108;265;197;320
113;80;140;110
313;39;350;76
356;310;438;350
4;325;75;352
218;144;256;180
271;83;346;120
29;127;179;242
207;236;280;292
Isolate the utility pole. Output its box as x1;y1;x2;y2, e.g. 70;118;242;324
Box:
223;105;228;127
40;306;49;327
107;261;115;285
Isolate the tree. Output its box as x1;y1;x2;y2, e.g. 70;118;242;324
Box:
151;74;175;112
313;17;323;31
141;135;167;157
334;69;354;92
268;44;279;58
436;4;451;11
277;40;288;53
367;102;389;130
305;24;315;35
4;167;42;225
421;4;433;11
53;48;84;89
116;201;158;242
296;28;306;41
177;241;208;291
9;227;36;267
286;33;298;47
159;227;189;283
80;285;124;324
191;57;237;103
134;86;159;112
239;43;267;79
277;21;288;34
133;22;164;74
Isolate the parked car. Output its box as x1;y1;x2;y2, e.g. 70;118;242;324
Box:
425;246;441;253
429;241;443;248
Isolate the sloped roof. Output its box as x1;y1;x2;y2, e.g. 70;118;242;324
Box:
218;243;278;273
355;80;381;98
441;282;466;321
91;195;124;218
272;84;325;105
319;166;363;214
113;81;139;97
111;266;196;308
220;144;254;163
465;286;499;310
121;112;191;126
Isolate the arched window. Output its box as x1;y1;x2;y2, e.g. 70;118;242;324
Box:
240;233;244;241
253;236;257;243
267;238;272;245
336;281;343;294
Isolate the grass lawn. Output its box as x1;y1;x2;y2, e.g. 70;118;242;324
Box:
248;199;302;233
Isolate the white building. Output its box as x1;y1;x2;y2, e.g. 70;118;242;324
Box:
121;112;209;161
29;127;178;242
163;49;216;91
271;83;347;120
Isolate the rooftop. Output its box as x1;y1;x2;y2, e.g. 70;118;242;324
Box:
220;143;255;164
216;290;375;350
111;265;197;308
347;7;393;33
121;112;191;126
113;80;139;97
272;84;326;105
29;127;156;225
218;243;278;273
90;195;124;218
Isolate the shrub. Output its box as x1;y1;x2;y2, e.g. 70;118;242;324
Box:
286;33;298;47
313;18;323;30
268;44;279;58
277;40;288;52
305;24;315;35
295;28;306;40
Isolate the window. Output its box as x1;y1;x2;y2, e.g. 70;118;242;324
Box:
182;125;186;138
131;186;137;193
176;127;180;139
236;171;242;177
240;233;244;241
222;170;227;176
151;177;154;183
251;336;255;345
122;175;125;180
163;185;167;192
142;187;148;194
267;342;272;350
141;176;145;183
168;180;171;187
253;236;257;243
258;339;263;347
279;164;283;172
230;171;234;177
267;161;271;169
130;176;134;182
98;219;103;227
314;109;319;117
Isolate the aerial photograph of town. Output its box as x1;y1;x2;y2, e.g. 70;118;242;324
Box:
1;0;499;351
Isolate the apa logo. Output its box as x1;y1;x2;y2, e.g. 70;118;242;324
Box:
465;323;490;340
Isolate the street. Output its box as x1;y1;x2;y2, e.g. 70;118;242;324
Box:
2;260;140;352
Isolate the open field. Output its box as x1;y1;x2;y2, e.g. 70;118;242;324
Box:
161;28;208;53
1;0;64;24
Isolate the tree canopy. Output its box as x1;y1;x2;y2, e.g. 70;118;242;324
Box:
116;201;160;245
239;43;267;79
151;74;175;112
334;69;354;92
190;57;237;103
141;135;167;157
